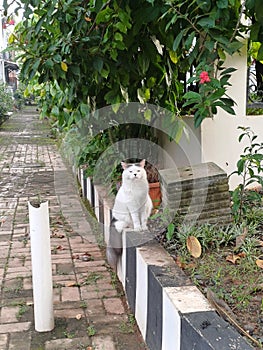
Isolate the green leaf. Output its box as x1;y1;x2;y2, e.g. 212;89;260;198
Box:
255;0;263;25
53;54;62;63
183;91;202;102
96;7;113;24
51;105;60;117
44;58;54;68
166;223;175;241
220;97;234;106
184;31;195;51
93;57;103;73
138;54;150;75
173;31;184;52
209;88;225;101
114;22;127;33
29;59;41;80
194;112;206;128
35;15;46;35
197;17;215;28
70;65;81;76
216;0;228;9
118;9;132;29
144;109;152;121
169;50;178;64
257;43;263;61
221;67;237;75
80;103;90;116
220;104;235;115
114;32;123;41
237;158;246;174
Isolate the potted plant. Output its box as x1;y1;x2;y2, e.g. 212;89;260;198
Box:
145;161;162;209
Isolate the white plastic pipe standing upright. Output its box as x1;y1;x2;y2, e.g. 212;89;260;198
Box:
28;201;54;332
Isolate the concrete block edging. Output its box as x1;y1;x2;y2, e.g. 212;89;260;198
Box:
76;168;254;350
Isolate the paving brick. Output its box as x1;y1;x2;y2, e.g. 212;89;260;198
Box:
92;335;116;350
85;299;105;316
97;289;118;298
0;334;8;350
6;266;31;275
75;265;108;274
103;298;125;315
0;321;31;333
9;331;31;350
54;308;85;319
74;260;106;268
79;287;99;300
23;277;32;289
61;287;80;302
45;337;91;350
0;306;19;323
56;263;74;275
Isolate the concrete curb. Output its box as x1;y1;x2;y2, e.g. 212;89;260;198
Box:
119;231;253;350
77;169;254;350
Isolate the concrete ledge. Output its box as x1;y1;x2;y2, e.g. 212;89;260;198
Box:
77;169;254;350
120;231;253;350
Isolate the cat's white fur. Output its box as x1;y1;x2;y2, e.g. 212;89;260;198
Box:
112;159;152;232
106;159;153;270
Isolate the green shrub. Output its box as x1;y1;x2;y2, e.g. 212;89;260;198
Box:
0;83;13;121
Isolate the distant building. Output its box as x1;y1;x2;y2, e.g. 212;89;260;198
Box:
0;12;19;93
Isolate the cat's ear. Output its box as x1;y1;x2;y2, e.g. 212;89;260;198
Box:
121;162;127;170
139;159;146;168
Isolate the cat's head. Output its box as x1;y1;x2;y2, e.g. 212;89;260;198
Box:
121;159;147;181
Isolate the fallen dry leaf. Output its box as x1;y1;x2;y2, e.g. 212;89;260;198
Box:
75;313;82;320
226;254;241;264
186;236;202;258
176;256;186;269
67;282;78;287
256;258;263;269
235;226;248;248
256;240;263;247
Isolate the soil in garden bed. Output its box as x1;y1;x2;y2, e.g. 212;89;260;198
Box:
148;196;263;349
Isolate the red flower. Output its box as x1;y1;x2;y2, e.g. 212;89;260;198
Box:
199;71;211;84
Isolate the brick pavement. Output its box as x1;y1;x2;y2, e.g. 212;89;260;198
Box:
0;108;147;350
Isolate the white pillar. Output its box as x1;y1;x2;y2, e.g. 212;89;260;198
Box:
28;201;54;332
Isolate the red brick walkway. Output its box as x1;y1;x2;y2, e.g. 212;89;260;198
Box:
0;108;147;349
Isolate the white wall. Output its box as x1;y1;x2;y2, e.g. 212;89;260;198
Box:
159;40;263;190
158;116;202;170
201;40;263;190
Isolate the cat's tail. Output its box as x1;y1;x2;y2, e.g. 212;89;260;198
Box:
106;219;123;271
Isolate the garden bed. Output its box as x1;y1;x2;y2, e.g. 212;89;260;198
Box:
149;204;263;349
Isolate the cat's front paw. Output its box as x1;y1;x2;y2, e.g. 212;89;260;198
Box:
134;225;148;231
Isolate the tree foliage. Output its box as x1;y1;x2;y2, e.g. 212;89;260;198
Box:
4;0;263;130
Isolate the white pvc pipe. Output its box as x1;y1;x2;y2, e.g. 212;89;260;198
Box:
28;201;54;332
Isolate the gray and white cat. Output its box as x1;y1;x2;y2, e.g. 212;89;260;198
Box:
106;159;153;270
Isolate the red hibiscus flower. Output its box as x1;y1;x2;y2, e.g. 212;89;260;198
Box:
199;71;211;84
